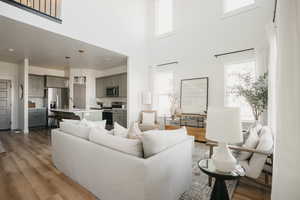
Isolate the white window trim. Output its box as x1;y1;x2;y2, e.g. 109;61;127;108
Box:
223;58;257;123
221;0;258;19
154;0;174;38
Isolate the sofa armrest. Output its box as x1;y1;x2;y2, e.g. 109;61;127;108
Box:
142;137;194;200
206;142;272;157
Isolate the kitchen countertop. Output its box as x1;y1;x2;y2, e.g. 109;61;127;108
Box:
50;109;103;113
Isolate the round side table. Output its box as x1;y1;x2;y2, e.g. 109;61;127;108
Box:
198;159;245;200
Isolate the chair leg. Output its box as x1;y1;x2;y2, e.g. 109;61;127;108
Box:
209;177;212;187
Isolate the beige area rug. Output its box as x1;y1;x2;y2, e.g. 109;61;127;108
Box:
179;142;237;200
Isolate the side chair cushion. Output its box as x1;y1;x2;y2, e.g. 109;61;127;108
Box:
240;126;273;179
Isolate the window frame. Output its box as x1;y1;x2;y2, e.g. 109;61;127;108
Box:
224;58;257;123
154;0;174;38
221;0;258;19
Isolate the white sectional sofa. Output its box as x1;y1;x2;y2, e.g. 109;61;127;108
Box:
51;128;193;200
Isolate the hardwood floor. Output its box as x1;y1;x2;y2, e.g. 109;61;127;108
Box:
0;129;271;200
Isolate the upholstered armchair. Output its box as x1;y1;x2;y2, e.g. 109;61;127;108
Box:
207;126;274;186
138;110;160;131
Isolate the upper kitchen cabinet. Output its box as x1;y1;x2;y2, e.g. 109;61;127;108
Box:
96;78;105;98
29;75;45;98
96;73;127;98
46;76;69;88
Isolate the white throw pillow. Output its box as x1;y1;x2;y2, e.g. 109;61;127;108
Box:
128;122;143;139
142;112;155;125
238;127;260;161
89;127;143;158
114;122;128;138
62;119;80;124
80;119;107;129
141;128;188;158
60;122;90;140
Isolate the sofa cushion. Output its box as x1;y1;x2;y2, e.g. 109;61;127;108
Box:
128;122;143;139
238;127;260;161
141;128;187;158
80;119;107;129
60;122;90;140
114;122;128;138
89;127;143;158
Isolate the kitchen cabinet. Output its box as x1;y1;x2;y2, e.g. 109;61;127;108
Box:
46;76;69;88
29;108;47;128
96;78;104;98
29;75;45;97
96;73;127;98
113;110;127;128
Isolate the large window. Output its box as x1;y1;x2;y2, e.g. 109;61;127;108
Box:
151;68;174;117
155;0;173;36
224;60;256;122
223;0;255;14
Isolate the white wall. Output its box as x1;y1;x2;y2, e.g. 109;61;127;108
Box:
29;66;66;77
0;61;19;129
95;65;127;78
272;0;300;199
0;0;150;123
148;0;273;108
18;59;29;134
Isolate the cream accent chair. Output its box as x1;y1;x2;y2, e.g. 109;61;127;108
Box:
207;126;273;185
138;110;160;131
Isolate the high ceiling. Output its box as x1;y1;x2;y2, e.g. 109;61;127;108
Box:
0;16;127;70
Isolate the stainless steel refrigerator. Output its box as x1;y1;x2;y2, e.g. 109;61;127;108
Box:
47;88;69;110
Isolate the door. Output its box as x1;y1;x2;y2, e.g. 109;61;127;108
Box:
0;80;11;130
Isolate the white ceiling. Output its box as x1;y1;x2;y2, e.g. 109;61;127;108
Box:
0;16;127;70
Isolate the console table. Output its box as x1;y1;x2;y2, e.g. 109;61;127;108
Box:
164;114;207;142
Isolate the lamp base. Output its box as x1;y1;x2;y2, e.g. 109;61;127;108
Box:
212;142;237;172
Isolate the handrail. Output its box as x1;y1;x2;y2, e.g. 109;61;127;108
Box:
0;0;62;23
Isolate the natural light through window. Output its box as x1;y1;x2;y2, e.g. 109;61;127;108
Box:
152;68;174;116
224;60;256;122
223;0;255;14
156;0;173;36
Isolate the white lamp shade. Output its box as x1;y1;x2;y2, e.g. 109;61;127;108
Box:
142;92;152;105
206;107;243;144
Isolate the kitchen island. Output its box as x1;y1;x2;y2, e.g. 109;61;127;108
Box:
50;109;103;121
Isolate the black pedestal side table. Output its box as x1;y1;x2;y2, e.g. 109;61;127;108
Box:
198;159;244;200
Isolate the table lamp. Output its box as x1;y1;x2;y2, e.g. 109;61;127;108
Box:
206;107;243;172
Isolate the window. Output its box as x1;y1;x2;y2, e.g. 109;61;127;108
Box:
151;68;174;116
223;0;255;14
224;60;256;122
155;0;173;36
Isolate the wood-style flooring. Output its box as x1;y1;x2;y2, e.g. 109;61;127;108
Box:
0;129;271;200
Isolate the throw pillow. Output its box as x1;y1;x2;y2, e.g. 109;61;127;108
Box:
80;119;107;129
128;122;143;139
238;127;260;161
89;127;143;158
142;112;155;125
62;119;80;124
114;122;128;138
141;129;188;158
60;122;90;140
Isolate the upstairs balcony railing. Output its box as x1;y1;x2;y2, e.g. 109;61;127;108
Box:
1;0;62;23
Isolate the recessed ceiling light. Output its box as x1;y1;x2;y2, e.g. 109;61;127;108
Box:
8;48;14;52
78;50;85;53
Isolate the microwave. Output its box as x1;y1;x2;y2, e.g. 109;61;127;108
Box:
106;86;119;97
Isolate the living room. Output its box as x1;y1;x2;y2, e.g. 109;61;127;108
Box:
0;0;299;200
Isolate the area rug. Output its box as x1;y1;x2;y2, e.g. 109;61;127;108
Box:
179;142;237;200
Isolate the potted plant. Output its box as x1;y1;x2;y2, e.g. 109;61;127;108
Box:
235;72;268;123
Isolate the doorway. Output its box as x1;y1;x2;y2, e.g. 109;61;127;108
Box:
0;80;11;130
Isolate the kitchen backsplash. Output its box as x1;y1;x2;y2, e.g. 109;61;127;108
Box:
29;98;45;108
96;97;127;107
